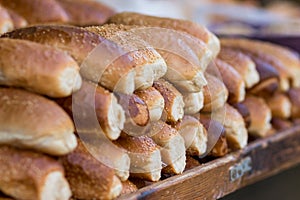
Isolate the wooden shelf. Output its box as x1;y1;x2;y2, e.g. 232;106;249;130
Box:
118;125;300;199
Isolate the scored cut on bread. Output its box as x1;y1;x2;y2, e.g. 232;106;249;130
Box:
218;47;259;88
56;0;115;26
208;59;246;104
2;25;136;94
242;95;272;138
107;12;221;58
60;140;122;200
0;88;77;156
115;134;162;182
58;81;125;140
202;73;228;112
0;38;82;97
135;87;165;122
153;79;184;123
0;146;71;200
0;0;69;24
174;116;207;157
0;5;13;34
150;121;186;175
86;25;167;91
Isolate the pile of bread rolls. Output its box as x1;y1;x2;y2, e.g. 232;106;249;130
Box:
0;1;300;199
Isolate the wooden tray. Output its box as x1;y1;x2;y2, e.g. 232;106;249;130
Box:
118;125;300;199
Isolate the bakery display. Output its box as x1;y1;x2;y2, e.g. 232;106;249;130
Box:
0;1;299;199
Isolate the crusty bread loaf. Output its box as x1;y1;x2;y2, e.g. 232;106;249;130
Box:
0;88;77;156
183;91;204;115
115;134;162;182
107;12;221;57
0;5;13;34
86;25;167;91
208;59;246;104
287;88;300;119
266;93;291;119
135;87;165;122
56;0;115;26
0;38;82;97
5;8;27;28
153;79;184;123
221;38;294;91
58;81;125;140
202;73;228;112
0;146;71;200
0;0;69;24
218;47;259;88
242;95;272;138
61;140;122;200
150;121;186;175
2;25;136;94
174;116;207;157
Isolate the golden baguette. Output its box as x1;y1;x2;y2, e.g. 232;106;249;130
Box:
60;140;122;200
56;0;115;26
58;81;125;140
0;38;82;97
0;146;71;200
221;38;295;91
115;134;162;182
174;116;207;157
0;5;13;34
2;25;136;94
153;79;184;123
135;87;165;122
107;12;221;57
0;88;77;156
202;73;228;112
218;47;259;88
242;95;272;138
0;0;69;24
150;121;186;175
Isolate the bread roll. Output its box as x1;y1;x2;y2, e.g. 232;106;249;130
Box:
0;146;71;200
221;38;294;91
0;5;13;34
199;117;228;157
135;87;165;122
287;88;300;119
5;8;27;28
107;12;221;57
202;104;248;150
2;25;136;94
153;79;184;123
174;116;207;157
266;93;291;119
150;121;186;175
232;103;251;128
86;25;167;90
56;0;115;26
61;140;122;200
218;47;259;88
115;134;162;182
58;81;125;140
248;56;279;96
0;88;77;156
272;118;293;131
0;0;69;24
0;38;82;97
183;91;204;115
202;74;228;112
208;59;246;104
121;180;138;195
242;95;272;138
